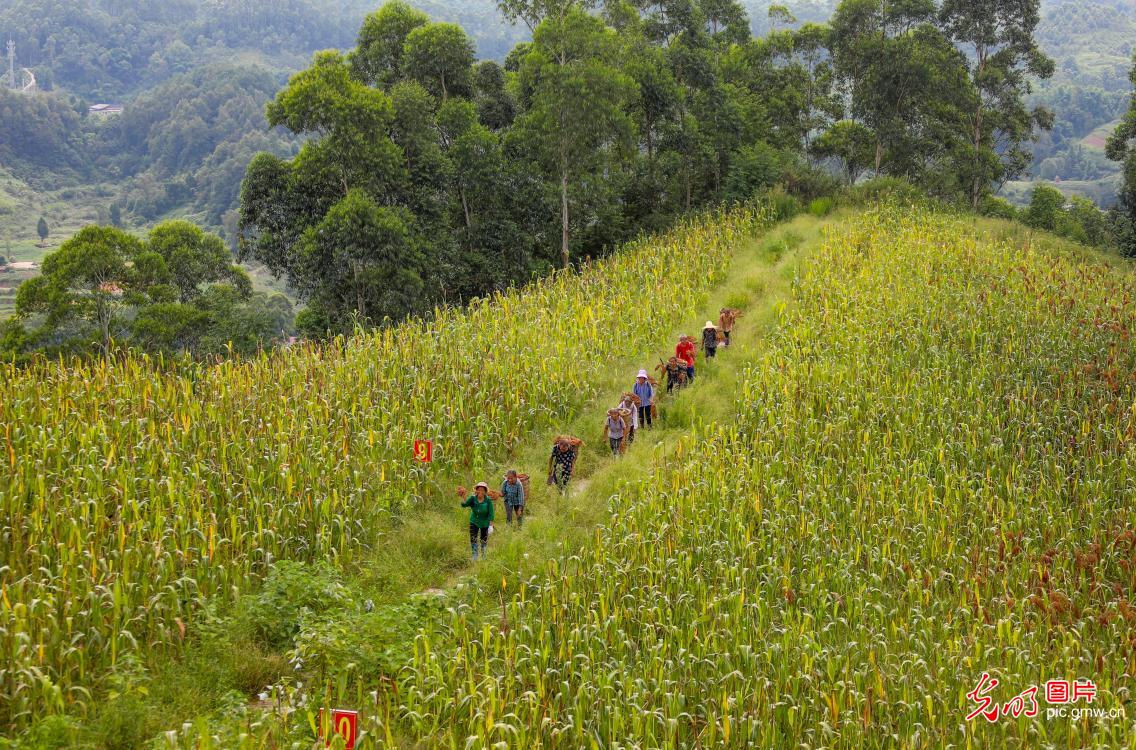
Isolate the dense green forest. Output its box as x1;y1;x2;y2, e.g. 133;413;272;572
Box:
0;0;525;237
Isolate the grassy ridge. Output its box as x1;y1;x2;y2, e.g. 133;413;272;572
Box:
151;194;815;750
0;203;773;731
382;208;1136;748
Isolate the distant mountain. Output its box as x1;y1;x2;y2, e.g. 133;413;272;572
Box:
1037;0;1135;91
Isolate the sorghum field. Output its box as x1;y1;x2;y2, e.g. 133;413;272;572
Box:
384;208;1136;747
0;203;773;731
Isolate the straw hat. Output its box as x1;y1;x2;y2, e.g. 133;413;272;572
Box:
704;321;716;329
636;369;649;379
607;407;620;415
474;481;489;491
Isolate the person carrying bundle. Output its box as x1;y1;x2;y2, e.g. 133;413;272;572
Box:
658;357;686;392
548;436;580;491
719;308;741;347
676;334;696;382
501;469;526;526
617;393;639;444
603;408;629;456
702;321;720;359
460;481;495;560
633;369;655;428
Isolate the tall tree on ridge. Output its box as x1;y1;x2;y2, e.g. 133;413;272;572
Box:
939;0;1055;209
511;7;637;268
829;0;972;185
1106;54;1136;255
403;22;476;101
351;0;430;88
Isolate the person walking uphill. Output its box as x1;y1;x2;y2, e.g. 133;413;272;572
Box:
548;436;580;491
658;356;686;392
461;482;495;560
676;334;696;383
702;321;719;359
501;470;525;526
603;408;628;456
719;307;740;347
633;370;655;429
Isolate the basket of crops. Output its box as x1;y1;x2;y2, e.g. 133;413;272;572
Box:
624;392;642;406
554;435;583;448
617;407;632;418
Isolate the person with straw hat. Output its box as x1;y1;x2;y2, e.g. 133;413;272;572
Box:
702;320;720;359
461;481;495;560
633;369;655;429
603;407;629;456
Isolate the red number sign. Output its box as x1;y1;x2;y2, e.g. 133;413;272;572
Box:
321;708;358;749
413;439;433;463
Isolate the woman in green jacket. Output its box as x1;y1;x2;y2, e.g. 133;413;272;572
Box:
462;481;495;560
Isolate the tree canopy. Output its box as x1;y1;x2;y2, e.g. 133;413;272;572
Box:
230;0;1060;335
8;221;291;359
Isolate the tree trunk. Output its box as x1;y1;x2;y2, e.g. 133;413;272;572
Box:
97;298;111;355
560;163;570;269
970;48;987;211
874;140;883;176
685;162;692;210
645;114;653;161
460;186;472;229
354;260;366;322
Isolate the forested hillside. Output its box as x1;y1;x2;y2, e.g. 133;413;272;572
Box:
739;0;1135;205
0;0;525;261
1008;0;1136;205
0;0;1130;260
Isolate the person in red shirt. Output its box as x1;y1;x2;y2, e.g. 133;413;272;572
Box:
676;334;696;382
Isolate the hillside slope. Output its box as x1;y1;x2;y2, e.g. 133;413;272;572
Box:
376;208;1136;747
0;200;775;742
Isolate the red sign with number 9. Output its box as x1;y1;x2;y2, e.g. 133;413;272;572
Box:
413;439;433;463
